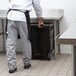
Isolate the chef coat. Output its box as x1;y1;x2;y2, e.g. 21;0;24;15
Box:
7;0;42;22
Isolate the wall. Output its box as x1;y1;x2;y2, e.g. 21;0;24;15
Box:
40;0;76;54
0;0;9;10
0;0;76;53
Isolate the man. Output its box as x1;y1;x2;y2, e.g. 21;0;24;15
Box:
6;0;43;73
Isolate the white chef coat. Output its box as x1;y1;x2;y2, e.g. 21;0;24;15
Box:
7;0;42;22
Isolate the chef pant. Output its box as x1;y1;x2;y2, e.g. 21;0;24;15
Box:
6;20;31;70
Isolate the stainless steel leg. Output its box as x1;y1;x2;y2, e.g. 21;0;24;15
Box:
53;20;60;59
72;45;76;76
53;20;56;59
1;19;5;52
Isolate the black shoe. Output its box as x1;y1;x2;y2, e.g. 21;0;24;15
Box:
9;68;17;73
24;64;31;69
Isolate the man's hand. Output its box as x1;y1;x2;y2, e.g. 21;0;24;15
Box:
38;17;44;28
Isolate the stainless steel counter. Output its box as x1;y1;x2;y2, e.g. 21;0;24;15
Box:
0;9;63;20
0;9;63;59
59;25;76;44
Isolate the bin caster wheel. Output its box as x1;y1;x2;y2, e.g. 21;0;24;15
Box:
47;53;51;60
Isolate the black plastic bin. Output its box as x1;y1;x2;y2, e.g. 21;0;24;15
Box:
30;23;54;60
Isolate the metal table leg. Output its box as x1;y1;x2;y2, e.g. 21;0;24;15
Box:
1;19;5;52
72;45;76;76
53;20;60;59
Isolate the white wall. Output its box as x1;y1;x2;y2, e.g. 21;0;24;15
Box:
0;0;9;10
0;0;76;53
40;0;76;54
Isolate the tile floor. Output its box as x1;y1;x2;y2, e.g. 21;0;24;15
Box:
0;53;72;76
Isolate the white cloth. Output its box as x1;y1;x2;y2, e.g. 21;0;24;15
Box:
7;0;42;22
